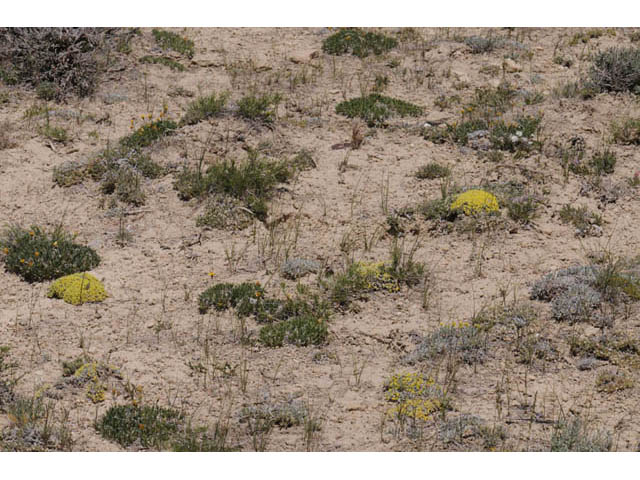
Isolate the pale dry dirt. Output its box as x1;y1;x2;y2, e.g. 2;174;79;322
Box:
1;27;640;451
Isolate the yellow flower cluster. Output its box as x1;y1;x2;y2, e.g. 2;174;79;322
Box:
47;272;108;305
450;189;499;216
353;261;400;293
385;372;442;422
74;362;106;403
438;320;471;329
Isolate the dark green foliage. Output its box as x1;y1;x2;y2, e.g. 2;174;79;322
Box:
0;28;110;100
589;148;616;175
181;92;229;126
175;151;294;222
0;225;100;283
506;195;538;225
119;119;177;151
589;47;640;94
96;404;183;449
336;94;423;127
259;314;328;347
237;93;282;123
140;55;185;71
151;29;194;58
558;205;602;237
322;28;397;58
198;282;264;314
415;162;450;180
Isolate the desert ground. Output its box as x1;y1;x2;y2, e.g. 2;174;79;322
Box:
1;27;640;452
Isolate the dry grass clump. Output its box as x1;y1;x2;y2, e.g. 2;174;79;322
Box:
0;28;116;101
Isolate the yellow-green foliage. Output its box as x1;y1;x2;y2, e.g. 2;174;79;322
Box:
353;261;400;293
384;372;443;422
47;272;108;305
450;189;499;216
74;362;106;403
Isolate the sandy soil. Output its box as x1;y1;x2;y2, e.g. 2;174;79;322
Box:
1;27;640;451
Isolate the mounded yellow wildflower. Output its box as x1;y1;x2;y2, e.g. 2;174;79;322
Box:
385;372;443;422
353;261;400;293
47;272;108;305
450;189;499;216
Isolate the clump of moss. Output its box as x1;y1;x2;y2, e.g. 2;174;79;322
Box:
336;93;423;127
47;272;108;305
0;225;100;282
322;28;397;58
450;189;499;216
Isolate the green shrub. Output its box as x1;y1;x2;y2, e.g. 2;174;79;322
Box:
506;195;538;225
610;117;640;145
119;119;177;151
175;151;294;222
96;404;183;449
336;94;423;127
237;93;282;123
171;424;237;452
40;124;68;143
259;314;328;347
36;81;57;101
415;162;450;180
0;225;100;282
589;47;640;94
140;55;185;71
181;92;229;126
198;281;264;315
589;148;616;175
558;205;603;237
322;28;397;58
151;29;194;58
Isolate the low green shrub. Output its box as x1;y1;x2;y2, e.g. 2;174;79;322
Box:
237;93;282;123
151;29;194;58
0;225;100;282
181;92;229;126
96;404;183;449
336;94;423;127
322;28;397;58
415;162;450;180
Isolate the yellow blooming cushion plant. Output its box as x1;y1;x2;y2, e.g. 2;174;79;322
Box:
450;189;500;216
47;272;108;305
384;372;448;423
